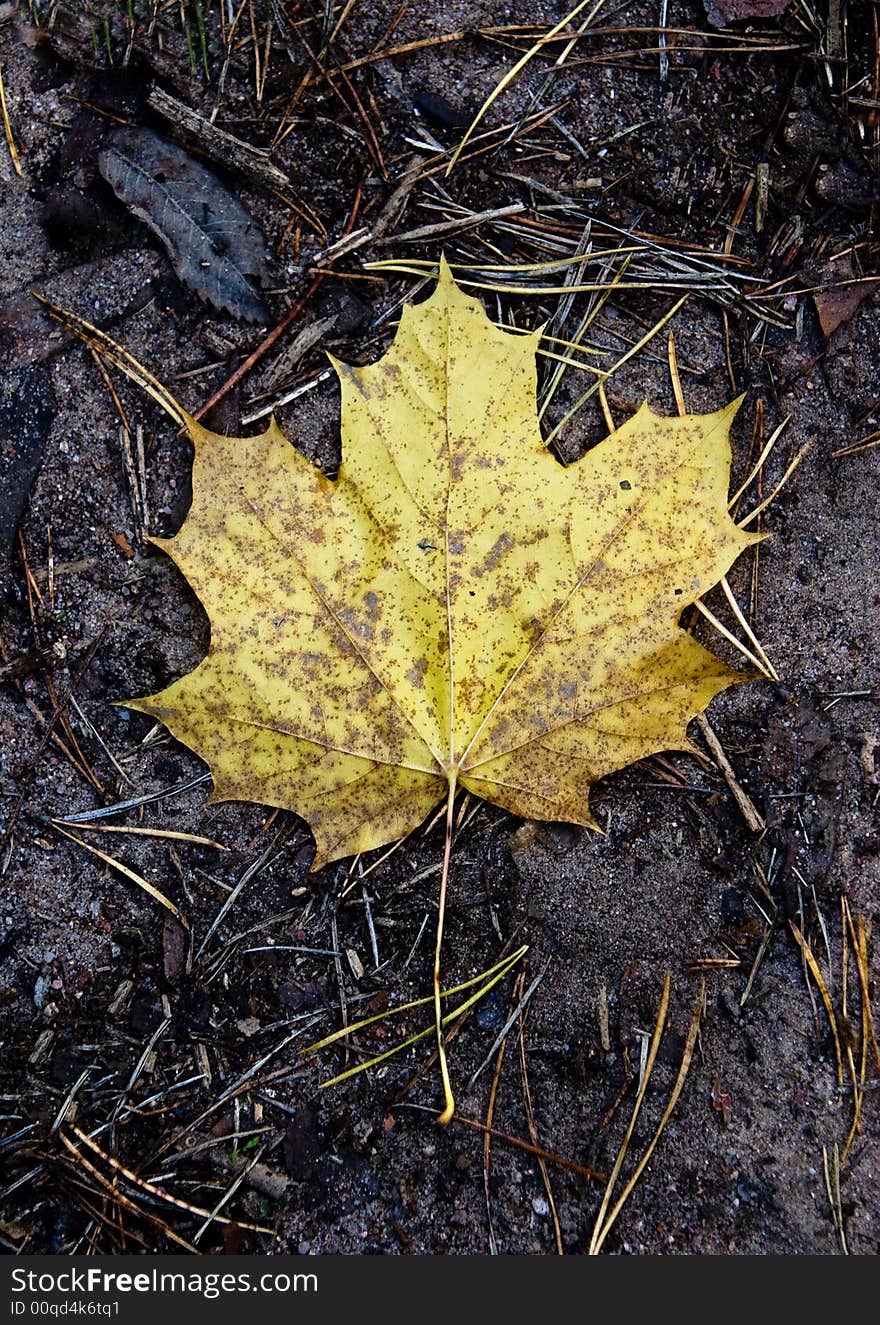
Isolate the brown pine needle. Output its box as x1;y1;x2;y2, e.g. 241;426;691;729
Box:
483;998;512;1254
58;1132;199;1253
518;976;563;1254
695;713;765;833
195;275;327;422
68;1126;272;1234
789;921;844;1085
451;1113;603;1182
832;429;880;459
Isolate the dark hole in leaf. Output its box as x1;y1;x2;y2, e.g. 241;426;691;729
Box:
620;480;632;490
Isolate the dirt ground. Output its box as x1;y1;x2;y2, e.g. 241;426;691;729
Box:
1;0;878;1256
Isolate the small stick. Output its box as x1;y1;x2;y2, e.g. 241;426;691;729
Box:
146;86;324;236
194;273;326;422
445;1113;603;1182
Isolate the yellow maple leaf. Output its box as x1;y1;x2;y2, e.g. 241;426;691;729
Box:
131;260;757;874
47;260;762;1121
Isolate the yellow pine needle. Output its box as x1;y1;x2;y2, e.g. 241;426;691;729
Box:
51;820;227;850
536;330;603;356
667;329;686;415
446;0;606;175
301;947;527;1058
537;346;605;377
314;948;527;1091
544;296;687;448
590;984;704;1255
822;1143;848;1254
719;576;778;680
0;62;22;176
841;901;875;1161
367;267;688;297
691;597;774;678
728;417;790;509
539;258;634;420
667;336;777;682
597;383;615;433
34;295;188;429
737;443;811;527
850;911;880;1072
434;776;457;1123
53;824;189;929
370;249;643;277
588;973;671;1254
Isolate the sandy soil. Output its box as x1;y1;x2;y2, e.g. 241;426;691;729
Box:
0;0;878;1255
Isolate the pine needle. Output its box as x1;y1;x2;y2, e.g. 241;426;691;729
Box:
0;62;22;176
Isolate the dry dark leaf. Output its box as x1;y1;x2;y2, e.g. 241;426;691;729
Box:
811;255;876;338
162;913;189;985
98;127;270;323
0;364;55;558
704;0;789;24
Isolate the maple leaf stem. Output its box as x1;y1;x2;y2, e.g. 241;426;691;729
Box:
434;771;458;1126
